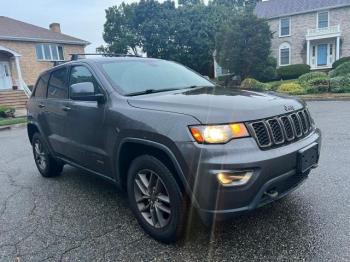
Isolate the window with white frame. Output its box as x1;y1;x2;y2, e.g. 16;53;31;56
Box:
279;43;291;66
318;11;329;28
35;44;64;61
280;17;291;37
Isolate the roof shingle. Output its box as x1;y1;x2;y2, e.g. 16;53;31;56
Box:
0;16;89;45
255;0;350;19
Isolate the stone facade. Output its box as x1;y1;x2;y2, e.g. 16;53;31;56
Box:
0;40;85;87
268;6;350;67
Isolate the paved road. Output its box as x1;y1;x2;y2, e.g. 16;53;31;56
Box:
0;101;349;261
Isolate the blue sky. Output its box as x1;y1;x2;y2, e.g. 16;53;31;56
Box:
1;0;137;53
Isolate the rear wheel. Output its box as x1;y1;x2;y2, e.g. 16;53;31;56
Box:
32;133;63;177
127;155;187;243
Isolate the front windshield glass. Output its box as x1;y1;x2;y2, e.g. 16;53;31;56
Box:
100;59;214;95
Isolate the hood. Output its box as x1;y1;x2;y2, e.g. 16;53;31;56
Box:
127;86;305;124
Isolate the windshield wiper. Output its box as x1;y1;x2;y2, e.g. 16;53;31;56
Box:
126;88;180;96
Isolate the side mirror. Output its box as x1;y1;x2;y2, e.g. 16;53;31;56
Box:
203;75;210;80
70;82;105;103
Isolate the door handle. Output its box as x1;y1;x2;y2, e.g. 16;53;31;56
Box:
38;104;45;108
62;106;71;112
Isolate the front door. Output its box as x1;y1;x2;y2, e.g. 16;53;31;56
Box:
0;62;13;90
64;65;108;175
317;44;328;66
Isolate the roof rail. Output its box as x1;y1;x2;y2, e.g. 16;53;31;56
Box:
70;53;142;61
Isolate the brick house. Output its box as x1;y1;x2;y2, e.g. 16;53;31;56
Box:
0;16;89;110
255;0;350;70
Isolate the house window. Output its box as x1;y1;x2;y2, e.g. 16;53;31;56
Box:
279;43;291;66
280;17;291;37
318;11;329;28
35;44;64;61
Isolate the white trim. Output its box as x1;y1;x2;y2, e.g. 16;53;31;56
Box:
0;35;89;46
317;10;329;29
35;43;65;62
279;42;291;66
0;45;21;57
279;17;291;37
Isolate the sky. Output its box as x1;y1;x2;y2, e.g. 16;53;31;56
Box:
0;0;138;53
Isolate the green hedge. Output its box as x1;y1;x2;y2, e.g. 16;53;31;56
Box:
240;78;271;91
332;57;350;69
329;62;350;77
330;75;350;93
277;64;310;80
298;72;328;87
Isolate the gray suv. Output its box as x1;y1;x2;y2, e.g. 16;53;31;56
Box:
27;57;321;243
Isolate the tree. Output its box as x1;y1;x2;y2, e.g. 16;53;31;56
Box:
215;12;276;81
100;0;226;76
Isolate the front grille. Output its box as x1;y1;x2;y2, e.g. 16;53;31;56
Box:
249;109;313;149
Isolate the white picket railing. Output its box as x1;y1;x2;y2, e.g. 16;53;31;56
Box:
307;25;340;38
20;79;32;97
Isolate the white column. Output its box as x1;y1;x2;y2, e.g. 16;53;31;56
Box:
14;56;23;90
336;36;340;60
306;40;310;65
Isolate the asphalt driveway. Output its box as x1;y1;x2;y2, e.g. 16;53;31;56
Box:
0;101;349;261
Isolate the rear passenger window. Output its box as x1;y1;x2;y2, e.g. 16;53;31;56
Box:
48;67;68;99
69;66;101;94
33;74;49;98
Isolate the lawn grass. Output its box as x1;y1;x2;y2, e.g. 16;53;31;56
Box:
0;117;27;127
265;79;298;90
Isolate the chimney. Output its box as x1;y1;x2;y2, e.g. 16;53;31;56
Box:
49;23;61;33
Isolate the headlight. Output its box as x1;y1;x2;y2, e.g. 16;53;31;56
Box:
189;123;249;144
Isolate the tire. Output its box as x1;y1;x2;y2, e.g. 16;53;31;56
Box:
127;155;187;243
32;133;64;177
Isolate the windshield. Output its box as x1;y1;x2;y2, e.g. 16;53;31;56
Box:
100;59;214;95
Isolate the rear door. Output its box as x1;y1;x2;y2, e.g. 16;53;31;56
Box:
45;67;69;156
64;64;108;174
28;73;50;136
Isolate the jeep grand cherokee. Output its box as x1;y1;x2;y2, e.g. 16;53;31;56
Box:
27;57;321;243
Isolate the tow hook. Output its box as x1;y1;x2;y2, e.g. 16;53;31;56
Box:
264;189;279;199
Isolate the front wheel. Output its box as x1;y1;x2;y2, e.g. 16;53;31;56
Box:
32;133;63;177
127;155;187;243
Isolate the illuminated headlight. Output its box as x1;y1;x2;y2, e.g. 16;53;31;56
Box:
217;171;253;186
189;123;249;144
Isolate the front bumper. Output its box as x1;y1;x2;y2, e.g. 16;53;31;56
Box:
177;128;321;224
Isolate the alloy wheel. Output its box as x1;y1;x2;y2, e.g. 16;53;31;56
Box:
34;139;47;171
134;169;171;228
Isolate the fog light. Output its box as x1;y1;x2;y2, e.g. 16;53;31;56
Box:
217;171;253;186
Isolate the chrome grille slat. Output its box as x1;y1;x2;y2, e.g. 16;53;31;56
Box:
250;109;314;150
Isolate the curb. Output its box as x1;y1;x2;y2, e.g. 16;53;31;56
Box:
0;122;27;131
300;97;350;101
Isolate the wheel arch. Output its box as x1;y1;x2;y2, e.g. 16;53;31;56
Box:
115;138;191;196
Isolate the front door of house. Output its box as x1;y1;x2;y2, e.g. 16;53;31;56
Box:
317;44;328;66
0;62;13;90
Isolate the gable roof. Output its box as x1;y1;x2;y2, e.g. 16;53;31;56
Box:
0;16;89;45
255;0;350;19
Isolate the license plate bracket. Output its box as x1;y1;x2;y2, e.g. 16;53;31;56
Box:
297;143;319;173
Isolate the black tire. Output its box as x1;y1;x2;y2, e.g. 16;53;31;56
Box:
127;155;187;243
32;133;63;177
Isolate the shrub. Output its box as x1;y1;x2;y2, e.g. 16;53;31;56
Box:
332;57;350;69
330;75;350;93
277;82;305;95
277;64;310;80
0;106;15;118
240;78;271;91
298;72;328;87
329;61;350;77
305;77;330;93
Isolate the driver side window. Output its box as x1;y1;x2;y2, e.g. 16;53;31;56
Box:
69;66;101;95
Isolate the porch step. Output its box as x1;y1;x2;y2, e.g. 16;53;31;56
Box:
0;90;28;110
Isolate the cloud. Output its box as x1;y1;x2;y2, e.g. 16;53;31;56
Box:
1;0;137;52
